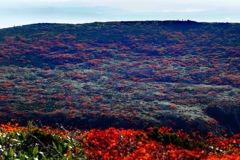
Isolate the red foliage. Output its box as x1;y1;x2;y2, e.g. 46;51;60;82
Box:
0;124;239;159
80;127;240;159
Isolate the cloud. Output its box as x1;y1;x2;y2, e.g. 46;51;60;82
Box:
225;17;231;20
0;0;240;28
162;9;207;13
1;0;240;12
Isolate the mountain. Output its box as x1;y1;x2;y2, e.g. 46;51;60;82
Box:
0;6;129;28
0;21;240;135
1;6;239;29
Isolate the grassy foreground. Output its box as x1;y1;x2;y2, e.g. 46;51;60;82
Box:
0;122;239;159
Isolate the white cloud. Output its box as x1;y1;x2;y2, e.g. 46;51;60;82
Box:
0;0;239;12
0;0;240;28
225;17;231;21
162;9;207;13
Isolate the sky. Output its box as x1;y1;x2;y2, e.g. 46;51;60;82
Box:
0;0;240;28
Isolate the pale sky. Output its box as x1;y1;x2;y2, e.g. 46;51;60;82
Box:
0;0;240;28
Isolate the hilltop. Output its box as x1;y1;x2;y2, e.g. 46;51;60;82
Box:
0;21;240;136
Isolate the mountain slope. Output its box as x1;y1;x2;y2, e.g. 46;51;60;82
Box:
0;21;239;135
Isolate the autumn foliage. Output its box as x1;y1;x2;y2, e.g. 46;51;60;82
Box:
0;21;240;159
0;123;239;159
